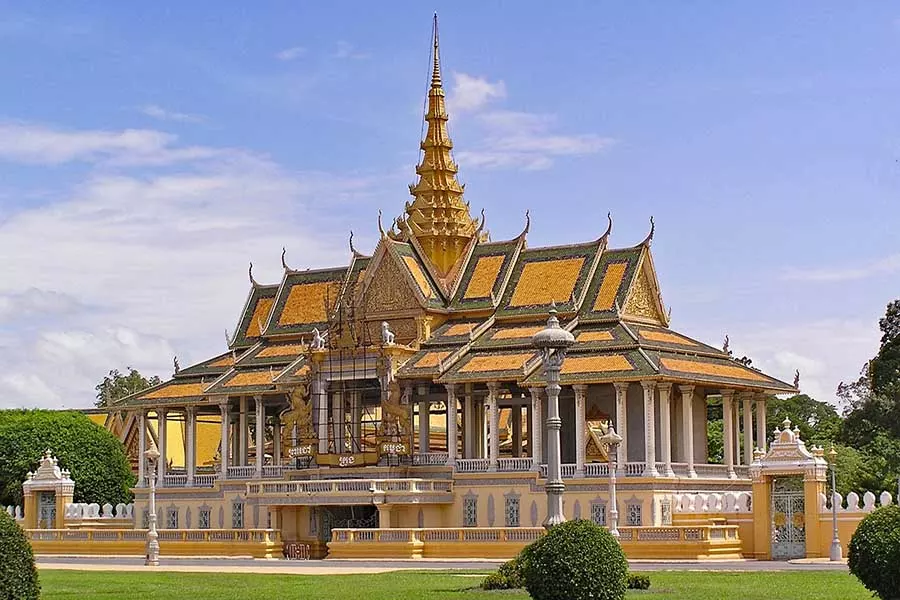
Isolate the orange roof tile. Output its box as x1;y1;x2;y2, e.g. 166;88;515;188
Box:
208;355;235;368
413;351;451;369
576;331;614;343
463;255;505;299
460;353;533;373
444;323;476;336
660;358;767;382
402;255;433;299
257;344;306;358
592;262;628;312
246;298;274;338
639;330;697;346
278;282;341;326
223;371;274;387
143;382;206;399
509;258;585;307
562;355;633;374
491;325;544;340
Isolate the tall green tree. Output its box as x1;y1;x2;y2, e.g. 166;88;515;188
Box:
94;367;161;408
0;410;135;506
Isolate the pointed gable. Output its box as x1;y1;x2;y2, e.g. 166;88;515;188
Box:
263;267;347;338
230;284;278;348
579;247;642;322
449;237;522;312
359;239;445;315
621;247;668;327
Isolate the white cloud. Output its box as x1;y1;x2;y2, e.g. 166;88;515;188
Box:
333;41;369;60
448;73;506;112
445;73;613;171
0;121;390;408
694;318;880;407
275;46;306;61
781;254;900;283
139;104;207;124
0;121;233;166
456;109;614;171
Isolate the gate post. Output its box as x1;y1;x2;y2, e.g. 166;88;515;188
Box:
749;450;771;559
803;449;828;559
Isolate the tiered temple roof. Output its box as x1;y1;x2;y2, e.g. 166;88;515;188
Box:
121;15;794;410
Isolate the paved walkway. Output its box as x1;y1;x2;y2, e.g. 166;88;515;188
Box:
37;556;850;574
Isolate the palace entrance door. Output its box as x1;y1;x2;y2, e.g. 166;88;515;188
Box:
319;505;378;544
38;491;56;529
770;476;805;559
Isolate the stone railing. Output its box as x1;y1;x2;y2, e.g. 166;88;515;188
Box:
584;463;610;477
673;492;752;513
328;524;741;559
64;502;134;521
497;458;533;472
226;466;256;480
456;459;491;473
246;478;453;499
412;453;449;466
819;490;896;513
2;505;24;522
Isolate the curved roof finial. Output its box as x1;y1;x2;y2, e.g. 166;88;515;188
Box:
281;247;290;271
475;208;486;235
349;230;360;257
601;212;613;241
377;210;386;238
639;216;655;247
248;261;259;286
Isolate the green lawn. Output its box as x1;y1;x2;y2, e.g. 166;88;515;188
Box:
38;569;870;600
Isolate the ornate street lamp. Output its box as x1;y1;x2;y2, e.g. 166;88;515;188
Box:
828;445;842;561
532;303;575;529
600;426;623;539
144;445;161;567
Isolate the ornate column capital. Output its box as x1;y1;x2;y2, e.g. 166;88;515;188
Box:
657;382;673;394
640;380;656;393
528;386;543;400
613;381;630;394
444;383;457;397
486;381;502;395
572;383;588;397
184;405;196;417
721;388;735;401
678;384;695;397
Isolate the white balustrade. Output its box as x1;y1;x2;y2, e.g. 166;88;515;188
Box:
412;453;450;466
227;466;256;479
625;462;646;477
497;458;534;472
583;463;610;477
455;459;491;473
247;478;453;497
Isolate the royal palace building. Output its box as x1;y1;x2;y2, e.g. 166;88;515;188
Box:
109;18;799;559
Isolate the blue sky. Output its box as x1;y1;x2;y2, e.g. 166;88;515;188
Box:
0;2;897;407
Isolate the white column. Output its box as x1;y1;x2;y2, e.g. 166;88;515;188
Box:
445;384;458;466
511;405;523;458
463;386;474;458
332;389;345;454
529;387;543;470
157;409;168;481
315;378;329;456
255;396;265;478
756;394;767;453
679;385;697;478
418;396;430;454
487;382;500;471
733;396;742;466
613;383;628;477
722;390;736;479
273;416;282;466
138;410;147;487
641;382;658;477
658;383;675;477
742;392;754;466
239;397;249;465
573;384;587;477
219;402;230;480
185;407;196;486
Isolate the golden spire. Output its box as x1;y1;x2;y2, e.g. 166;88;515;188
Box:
396;13;481;276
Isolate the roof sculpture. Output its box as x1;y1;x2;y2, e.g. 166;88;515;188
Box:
118;15;796;410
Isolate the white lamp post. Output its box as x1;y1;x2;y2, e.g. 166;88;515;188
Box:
532;303;575;529
600;426;623;539
828;445;842;561
144;445;161;567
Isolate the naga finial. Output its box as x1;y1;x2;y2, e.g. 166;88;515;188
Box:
377;210;386;238
793;369;800;389
639;216;655;247
600;212;613;241
476;208;487;235
173;356;180;374
349;231;359;256
723;334;731;355
281;247;290;270
248;261;259;286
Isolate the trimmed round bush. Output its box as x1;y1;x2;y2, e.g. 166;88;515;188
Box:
522;519;628;600
482;551;528;590
849;504;900;600
0;510;40;600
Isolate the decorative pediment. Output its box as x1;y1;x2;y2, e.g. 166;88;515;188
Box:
360;243;429;315
750;418;828;482
622;251;667;326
